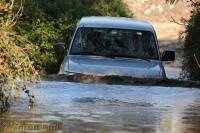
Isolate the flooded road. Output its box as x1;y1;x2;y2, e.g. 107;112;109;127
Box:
1;68;200;133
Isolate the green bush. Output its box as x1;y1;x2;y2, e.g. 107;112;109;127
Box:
13;0;133;74
182;6;200;80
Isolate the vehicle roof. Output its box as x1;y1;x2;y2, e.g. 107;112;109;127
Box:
77;16;156;33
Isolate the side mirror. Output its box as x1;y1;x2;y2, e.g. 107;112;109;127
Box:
161;50;175;61
54;42;66;55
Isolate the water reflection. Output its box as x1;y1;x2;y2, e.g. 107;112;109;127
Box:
0;81;200;132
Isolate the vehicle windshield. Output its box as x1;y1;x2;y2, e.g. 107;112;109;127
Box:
70;27;158;59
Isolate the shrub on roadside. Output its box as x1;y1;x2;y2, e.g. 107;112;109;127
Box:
0;0;39;112
182;5;200;80
166;0;200;80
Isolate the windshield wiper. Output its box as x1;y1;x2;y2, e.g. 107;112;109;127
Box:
71;52;97;55
71;52;150;61
136;57;151;62
71;52;116;59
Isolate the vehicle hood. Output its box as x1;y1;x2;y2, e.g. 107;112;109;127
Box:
65;55;163;78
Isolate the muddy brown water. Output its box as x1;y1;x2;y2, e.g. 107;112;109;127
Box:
1;67;200;133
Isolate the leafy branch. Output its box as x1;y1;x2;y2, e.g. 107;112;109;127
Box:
0;0;40;113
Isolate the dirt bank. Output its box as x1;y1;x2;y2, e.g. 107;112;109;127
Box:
123;0;191;22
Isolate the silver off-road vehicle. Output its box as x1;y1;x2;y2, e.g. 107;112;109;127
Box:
55;16;175;78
